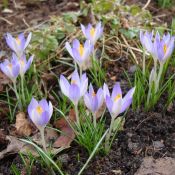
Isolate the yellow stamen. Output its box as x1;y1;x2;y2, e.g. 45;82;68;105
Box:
78;44;84;56
16;37;21;45
163;44;167;54
92;92;96;97
20;60;25;66
36;106;43;115
8;63;13;69
90;28;95;37
71;80;77;84
114;94;121;102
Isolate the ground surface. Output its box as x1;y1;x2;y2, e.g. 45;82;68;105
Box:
0;0;175;175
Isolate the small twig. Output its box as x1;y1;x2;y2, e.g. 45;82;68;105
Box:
142;0;151;10
0;17;13;25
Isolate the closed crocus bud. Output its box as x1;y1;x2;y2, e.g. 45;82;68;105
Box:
0;55;20;83
105;82;135;119
84;84;104;115
65;39;93;70
28;98;53;129
12;53;34;77
59;70;88;106
81;22;103;45
140;30;154;53
5;32;32;58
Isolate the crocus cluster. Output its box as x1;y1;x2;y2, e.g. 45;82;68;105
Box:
140;31;175;65
140;31;175;93
59;69;135;128
66;22;103;71
0;33;33;82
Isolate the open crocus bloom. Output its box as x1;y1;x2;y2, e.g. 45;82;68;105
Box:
12;53;34;77
153;32;175;64
60;70;88;105
84;84;104;114
0;56;20;82
104;82;135;118
81;22;103;45
140;31;175;64
28;98;53;129
65;39;93;70
5;32;32;58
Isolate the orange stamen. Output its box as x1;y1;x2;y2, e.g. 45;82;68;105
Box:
114;94;121;102
36;106;43;115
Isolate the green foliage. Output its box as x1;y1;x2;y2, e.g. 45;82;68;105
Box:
158;0;172;8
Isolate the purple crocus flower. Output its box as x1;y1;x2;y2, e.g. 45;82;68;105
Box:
140;31;175;64
84;84;104;115
60;70;88;105
140;30;154;53
153;32;175;64
0;55;20;82
12;53;34;77
104;82;135;118
65;39;93;70
5;32;32;58
28;97;53;129
81;22;103;45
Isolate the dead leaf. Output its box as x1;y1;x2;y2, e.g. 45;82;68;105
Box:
0;136;25;159
15;112;33;137
53;109;76;148
0;71;11;92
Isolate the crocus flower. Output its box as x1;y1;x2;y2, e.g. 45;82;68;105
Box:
104;82;135;118
0;56;20;82
5;32;32;58
84;84;104;115
140;30;154;53
12;53;34;77
65;39;93;70
140;31;175;64
81;22;103;45
60;70;88;105
28;98;53;129
153;32;175;64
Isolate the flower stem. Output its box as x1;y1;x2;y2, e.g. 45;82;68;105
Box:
156;63;163;92
105;116;114;153
21;76;25;105
13;81;22;111
75;104;80;127
142;49;146;75
40;127;47;152
93;113;97;128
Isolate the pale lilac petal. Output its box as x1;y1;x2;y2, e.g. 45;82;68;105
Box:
69;84;80;105
91;96;98;112
111;82;122;100
24;32;32;49
81;24;86;37
80;78;88;96
106;96;113;114
12;64;20;77
120;87;135;113
84;93;92;111
39;99;49;111
103;83;110;98
38;111;50;126
59;75;70;97
5;33;15;51
96;88;104;108
72;39;80;49
48;101;53;119
25;55;33;73
65;42;74;58
28;97;38;119
71;70;80;86
111;98;122;118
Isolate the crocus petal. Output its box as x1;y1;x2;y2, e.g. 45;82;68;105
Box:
48;101;53;119
103;83;110;98
111;82;122;100
72;39;80;49
38;111;50;126
120;87;135;113
84;93;92;111
106;96;113;114
28;97;38;119
96;88;104;108
69;84;80;105
71;70;81;86
65;42;74;58
91;96;98;112
25;55;34;73
5;33;15;51
39;99;49;111
59;75;70;97
111;98;122;118
24;32;32;50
